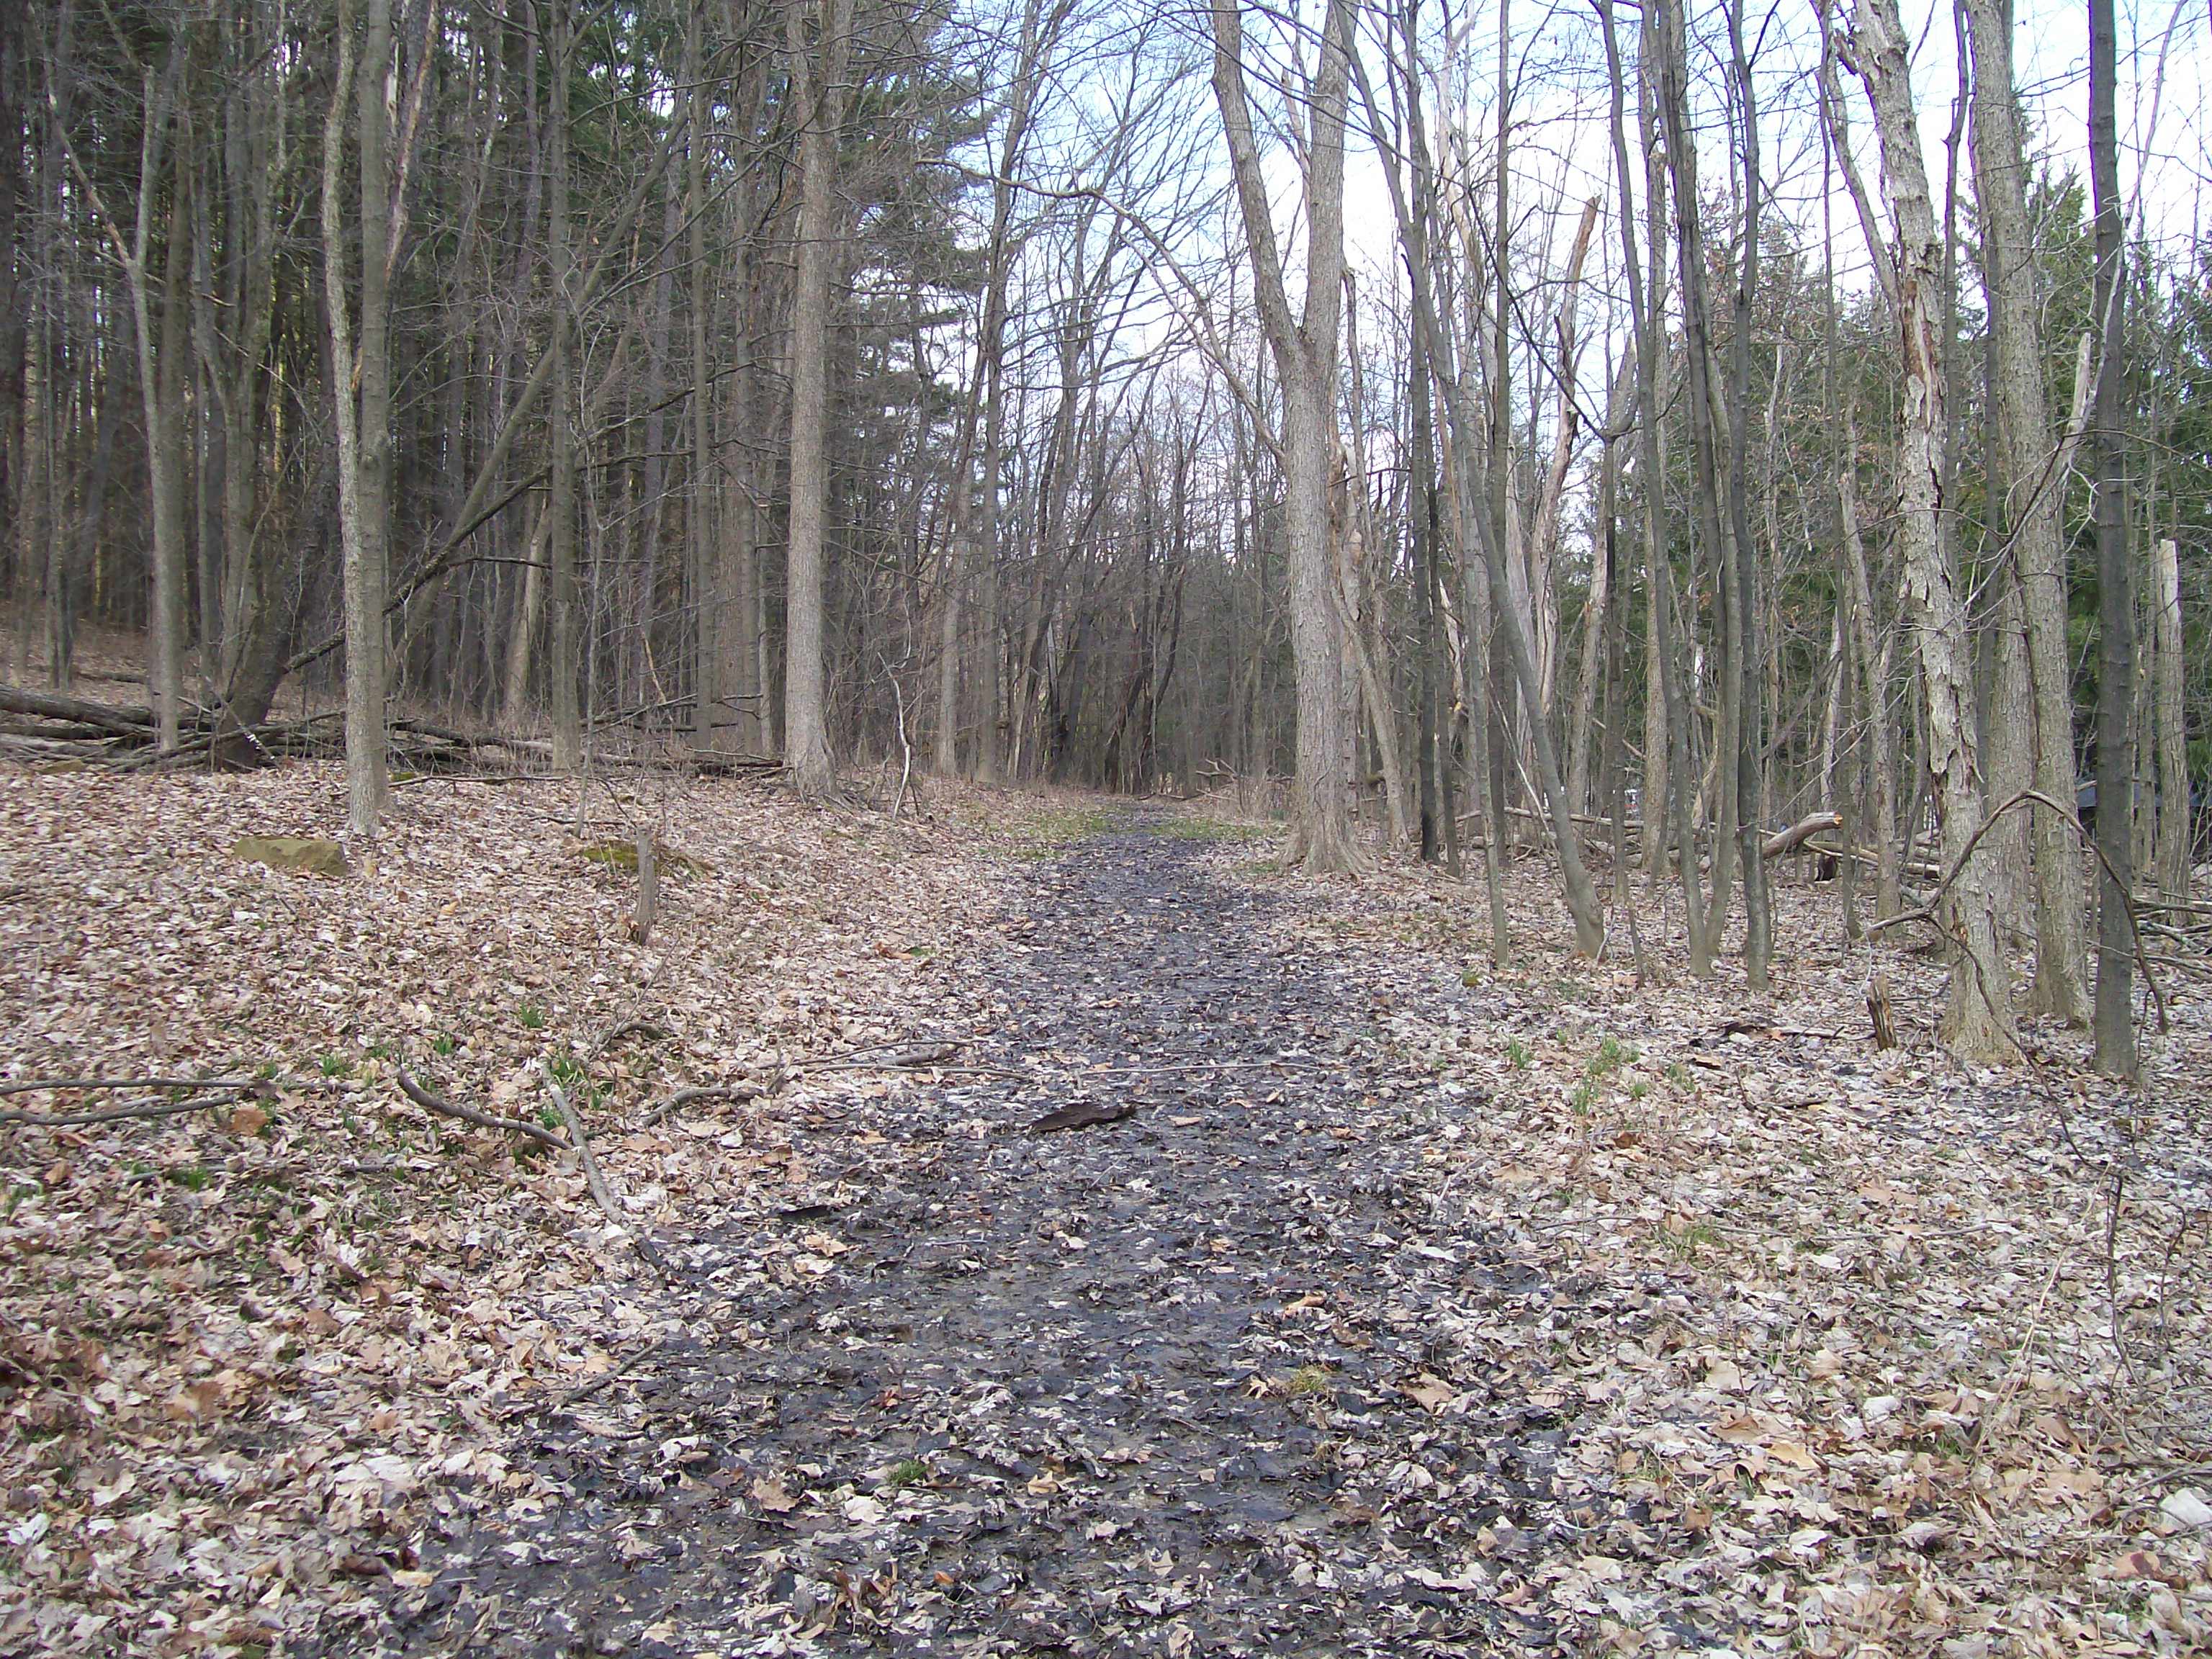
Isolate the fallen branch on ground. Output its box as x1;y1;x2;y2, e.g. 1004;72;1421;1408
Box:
644;1080;778;1125
0;1094;248;1128
397;1066;566;1150
547;1084;670;1273
0;1075;255;1097
547;1085;619;1220
1030;1100;1138;1133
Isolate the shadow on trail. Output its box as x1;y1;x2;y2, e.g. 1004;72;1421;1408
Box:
380;813;1637;1657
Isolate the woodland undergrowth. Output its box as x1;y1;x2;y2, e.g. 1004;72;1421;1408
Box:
0;752;2204;1656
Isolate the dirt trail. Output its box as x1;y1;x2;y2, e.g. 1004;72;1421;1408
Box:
380;815;1640;1657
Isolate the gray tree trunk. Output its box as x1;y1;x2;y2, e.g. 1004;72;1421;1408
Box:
547;0;580;773
321;0;390;830
1964;0;2092;1022
781;0;855;799
2088;0;2134;1075
2151;539;2190;899
1209;0;1359;871
1853;0;2015;1064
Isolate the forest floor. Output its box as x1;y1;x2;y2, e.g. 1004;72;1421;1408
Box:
0;750;2207;1658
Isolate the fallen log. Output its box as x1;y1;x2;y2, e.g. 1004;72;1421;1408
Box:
1802;838;1945;882
0;685;153;734
1762;811;1845;860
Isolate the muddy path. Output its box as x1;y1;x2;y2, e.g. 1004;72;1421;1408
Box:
379;815;1656;1657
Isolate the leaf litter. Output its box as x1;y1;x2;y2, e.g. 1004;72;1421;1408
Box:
0;772;2205;1657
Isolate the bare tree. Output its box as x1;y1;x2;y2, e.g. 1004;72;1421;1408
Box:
782;0;857;799
1210;0;1359;871
323;0;399;830
1848;0;2015;1063
2087;0;2134;1076
1964;0;2090;1023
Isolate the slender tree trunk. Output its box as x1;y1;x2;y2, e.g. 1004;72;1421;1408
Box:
1963;0;2092;1020
2088;0;2134;1074
781;0;855;798
1569;354;1632;818
126;73;187;754
1604;0;1704;958
321;15;364;804
685;4;719;752
1853;0;2015;1062
1655;0;1740;971
1725;0;1771;987
547;0;579;772
0;0;20;662
1413;312;1442;863
1210;0;1359;871
1840;459;1900;918
2152;538;2190;898
1341;280;1408;846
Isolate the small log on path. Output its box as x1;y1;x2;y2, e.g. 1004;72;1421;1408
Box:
1028;1099;1137;1133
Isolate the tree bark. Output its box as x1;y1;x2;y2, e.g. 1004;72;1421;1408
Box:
1655;0;1739;975
2151;538;2190;899
1963;0;2091;1022
1725;0;1771;988
1611;0;1704;963
1851;0;2015;1063
685;4;719;752
547;0;580;773
781;0;855;799
322;0;390;829
2088;0;2134;1075
1209;0;1359;871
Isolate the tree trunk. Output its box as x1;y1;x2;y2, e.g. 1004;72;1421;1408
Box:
1656;0;1739;973
2088;0;2134;1075
2151;538;2190;898
1568;353;1633;817
1210;0;1359;871
1963;0;2091;1022
547;0;580;773
1605;0;1705;961
1725;0;1771;988
1852;0;2015;1064
322;1;388;829
685;4;719;752
125;66;188;754
781;0;855;799
0;0;23;672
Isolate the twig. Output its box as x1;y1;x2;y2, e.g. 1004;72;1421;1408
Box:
644;1079;776;1125
639;1045;970;1125
548;1084;670;1274
0;1094;242;1128
397;1066;566;1150
547;1085;619;1219
814;1041;963;1071
541;1336;674;1413
588;1017;670;1061
0;1076;253;1098
1863;788;2169;1033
